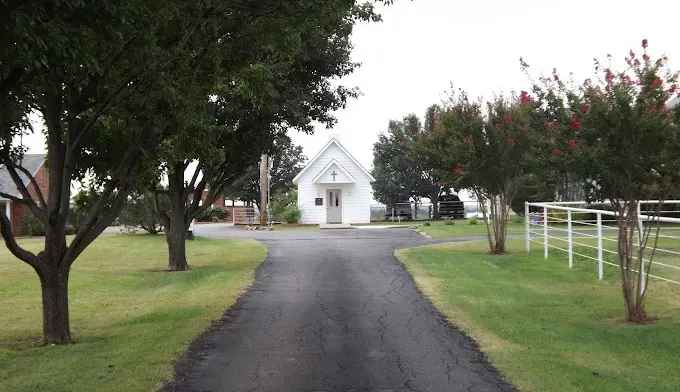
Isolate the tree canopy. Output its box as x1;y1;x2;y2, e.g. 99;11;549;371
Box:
0;0;405;344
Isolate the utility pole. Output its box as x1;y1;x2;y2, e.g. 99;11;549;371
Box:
259;154;268;226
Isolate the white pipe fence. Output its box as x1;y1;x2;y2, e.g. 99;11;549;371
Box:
525;201;680;288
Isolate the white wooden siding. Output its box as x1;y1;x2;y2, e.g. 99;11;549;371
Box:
296;143;372;224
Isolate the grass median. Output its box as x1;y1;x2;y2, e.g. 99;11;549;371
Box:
396;239;680;392
0;234;267;392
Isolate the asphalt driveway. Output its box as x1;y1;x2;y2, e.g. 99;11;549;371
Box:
166;225;514;392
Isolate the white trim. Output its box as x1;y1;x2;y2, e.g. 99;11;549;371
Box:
292;138;375;184
312;159;356;184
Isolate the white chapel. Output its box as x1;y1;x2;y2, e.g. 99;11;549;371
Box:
292;133;375;224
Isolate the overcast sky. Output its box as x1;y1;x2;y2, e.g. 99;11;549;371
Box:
289;0;680;172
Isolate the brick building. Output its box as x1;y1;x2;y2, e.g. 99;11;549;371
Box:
200;189;226;207
0;154;49;236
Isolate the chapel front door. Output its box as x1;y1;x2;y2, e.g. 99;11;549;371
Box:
326;189;342;223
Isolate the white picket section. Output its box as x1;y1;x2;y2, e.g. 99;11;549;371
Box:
525;201;680;287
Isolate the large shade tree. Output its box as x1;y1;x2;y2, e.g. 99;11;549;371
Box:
371;114;434;214
0;0;226;345
149;0;383;271
0;0;406;345
416;104;455;218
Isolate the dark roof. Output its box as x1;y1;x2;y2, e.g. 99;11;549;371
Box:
0;154;47;199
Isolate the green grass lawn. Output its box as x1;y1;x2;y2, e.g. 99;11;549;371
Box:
415;220;526;238
396;239;680;392
0;235;267;392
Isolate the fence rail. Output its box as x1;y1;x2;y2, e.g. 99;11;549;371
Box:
233;206;259;225
525;201;680;289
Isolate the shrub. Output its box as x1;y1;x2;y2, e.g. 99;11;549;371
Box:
65;224;77;235
468;217;478;225
511;215;524;224
270;189;298;222
423;221;431;226
281;205;301;223
20;214;45;236
118;192;165;234
444;220;455;226
211;206;229;220
195;208;213;222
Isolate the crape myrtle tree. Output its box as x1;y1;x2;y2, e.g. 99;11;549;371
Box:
525;40;680;322
0;0;227;345
421;90;540;253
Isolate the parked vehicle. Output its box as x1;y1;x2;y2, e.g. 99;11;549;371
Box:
385;202;413;220
187;220;195;240
439;194;465;219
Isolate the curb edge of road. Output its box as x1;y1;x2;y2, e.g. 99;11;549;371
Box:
411;227;432;238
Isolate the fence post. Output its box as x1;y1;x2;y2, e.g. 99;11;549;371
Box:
637;201;646;295
567;209;573;269
543;206;548;259
525;202;530;252
597;212;604;280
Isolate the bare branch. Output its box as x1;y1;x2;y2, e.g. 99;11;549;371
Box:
10;162;47;208
0;190;25;204
153;191;170;226
187;178;208;220
66;182;134;264
4;162;46;220
186;163;203;195
0;209;41;270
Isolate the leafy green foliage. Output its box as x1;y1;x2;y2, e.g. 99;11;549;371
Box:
419;91;541;253
371;114;436;207
20;214;45;236
224;135;306;205
270;189;300;223
510;174;556;215
211;207;229;221
281;206;302;224
195;207;229;223
118;193;166;234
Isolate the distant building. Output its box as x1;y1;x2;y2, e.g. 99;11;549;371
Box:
0;154;49;236
293;134;375;224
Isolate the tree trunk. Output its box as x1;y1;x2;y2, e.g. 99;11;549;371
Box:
166;212;189;271
166;226;188;271
616;203;647;323
431;188;440;219
39;267;72;345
